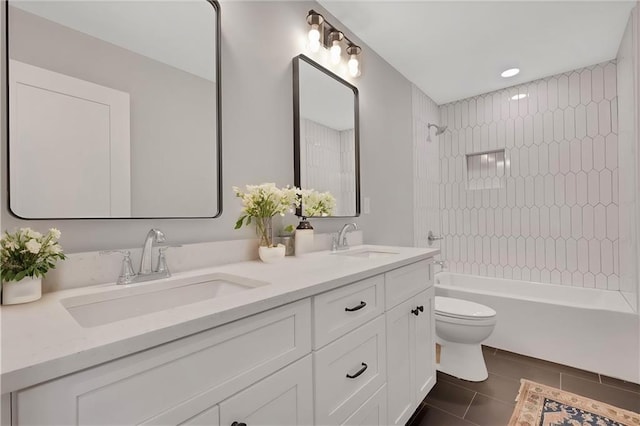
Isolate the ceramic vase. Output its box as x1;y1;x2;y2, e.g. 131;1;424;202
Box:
258;245;286;263
2;276;42;305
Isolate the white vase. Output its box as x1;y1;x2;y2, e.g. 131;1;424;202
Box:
258;245;286;263
2;276;42;305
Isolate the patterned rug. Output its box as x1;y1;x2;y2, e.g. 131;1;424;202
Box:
508;379;640;426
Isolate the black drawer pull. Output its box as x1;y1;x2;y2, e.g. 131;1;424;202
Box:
231;422;247;426
345;301;367;312
411;305;424;316
346;362;368;379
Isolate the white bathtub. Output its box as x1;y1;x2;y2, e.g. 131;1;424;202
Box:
435;272;640;383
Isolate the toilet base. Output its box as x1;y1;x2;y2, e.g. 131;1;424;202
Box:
436;339;488;382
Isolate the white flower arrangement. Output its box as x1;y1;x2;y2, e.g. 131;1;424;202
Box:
233;183;301;247
301;189;336;217
0;228;66;282
233;183;336;246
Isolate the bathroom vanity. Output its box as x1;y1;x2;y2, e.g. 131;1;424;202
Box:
1;245;438;426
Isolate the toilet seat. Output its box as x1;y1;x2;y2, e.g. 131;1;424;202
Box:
435;296;496;320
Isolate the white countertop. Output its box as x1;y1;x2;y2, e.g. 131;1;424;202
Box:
1;245;439;393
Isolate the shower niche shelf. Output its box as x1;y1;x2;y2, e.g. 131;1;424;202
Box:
465;149;506;190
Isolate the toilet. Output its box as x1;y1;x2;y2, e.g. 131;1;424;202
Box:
435;296;497;382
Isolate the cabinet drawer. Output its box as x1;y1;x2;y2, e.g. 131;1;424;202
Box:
219;355;313;426
342;385;387;426
385;259;432;309
313;274;384;348
14;299;311;425
314;316;387;426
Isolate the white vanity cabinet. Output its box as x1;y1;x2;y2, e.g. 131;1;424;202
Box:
12;300;312;425
7;255;437;426
385;261;436;426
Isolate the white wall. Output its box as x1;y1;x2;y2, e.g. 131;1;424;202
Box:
439;62;621;290
617;7;639;312
1;1;416;253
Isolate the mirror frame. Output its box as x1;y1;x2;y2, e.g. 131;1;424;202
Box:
292;54;361;218
4;0;223;220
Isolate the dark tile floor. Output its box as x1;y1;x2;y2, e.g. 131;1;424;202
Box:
407;346;640;426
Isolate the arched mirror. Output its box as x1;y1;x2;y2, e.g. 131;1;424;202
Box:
293;54;360;218
6;0;221;219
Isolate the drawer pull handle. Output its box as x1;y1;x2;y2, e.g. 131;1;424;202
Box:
231;422;247;426
411;306;424;316
346;362;368;379
345;301;367;312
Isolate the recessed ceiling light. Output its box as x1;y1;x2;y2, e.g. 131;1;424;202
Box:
511;93;528;100
501;68;520;78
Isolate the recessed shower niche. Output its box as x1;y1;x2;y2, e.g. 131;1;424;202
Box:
465;149;507;190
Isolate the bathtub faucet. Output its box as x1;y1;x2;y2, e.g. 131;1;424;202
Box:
433;260;446;270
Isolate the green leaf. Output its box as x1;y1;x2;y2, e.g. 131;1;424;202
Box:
234;216;246;229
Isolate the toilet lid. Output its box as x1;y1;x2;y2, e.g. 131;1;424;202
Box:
435;296;496;319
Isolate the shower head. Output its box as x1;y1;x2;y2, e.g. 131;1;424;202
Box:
426;123;448;142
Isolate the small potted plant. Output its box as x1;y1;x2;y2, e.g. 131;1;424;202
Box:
233;183;300;263
0;227;66;304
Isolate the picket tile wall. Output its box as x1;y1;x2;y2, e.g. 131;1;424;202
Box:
412;85;442;250
438;62;619;289
301;119;356;216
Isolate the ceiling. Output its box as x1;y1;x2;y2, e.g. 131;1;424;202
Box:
318;1;636;105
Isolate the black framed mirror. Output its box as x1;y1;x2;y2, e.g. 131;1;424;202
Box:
293;54;360;218
6;0;221;219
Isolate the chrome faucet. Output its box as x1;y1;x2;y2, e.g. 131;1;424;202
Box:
100;229;177;285
140;229;166;274
337;223;358;250
433;260;446;269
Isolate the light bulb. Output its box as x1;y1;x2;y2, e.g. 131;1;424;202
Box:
308;25;320;42
348;55;359;76
309;39;320;52
330;41;341;64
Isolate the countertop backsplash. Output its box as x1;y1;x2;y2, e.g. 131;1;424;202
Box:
43;231;364;293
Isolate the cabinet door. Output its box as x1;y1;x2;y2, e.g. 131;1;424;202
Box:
219;355;313;426
386;289;436;426
414;288;436;403
385;297;416;426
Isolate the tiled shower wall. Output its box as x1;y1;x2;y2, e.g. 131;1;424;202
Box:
412;85;441;250
439;62;620;289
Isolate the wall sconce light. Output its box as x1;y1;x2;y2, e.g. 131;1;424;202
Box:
306;11;324;53
328;31;344;64
306;9;362;77
346;45;362;77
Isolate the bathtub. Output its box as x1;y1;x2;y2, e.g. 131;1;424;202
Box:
435;272;640;383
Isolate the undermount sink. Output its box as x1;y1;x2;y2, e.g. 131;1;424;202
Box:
61;273;268;328
335;248;400;259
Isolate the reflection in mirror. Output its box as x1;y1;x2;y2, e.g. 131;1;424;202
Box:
7;0;221;218
293;55;360;217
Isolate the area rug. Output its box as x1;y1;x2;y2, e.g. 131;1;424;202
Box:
508;379;640;426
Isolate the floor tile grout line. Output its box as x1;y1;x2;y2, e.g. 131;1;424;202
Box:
462;392;477;419
560;372;563;390
424;402;478;424
491;348;602;381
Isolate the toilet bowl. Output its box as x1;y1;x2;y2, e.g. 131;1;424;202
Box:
435;296;497;382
